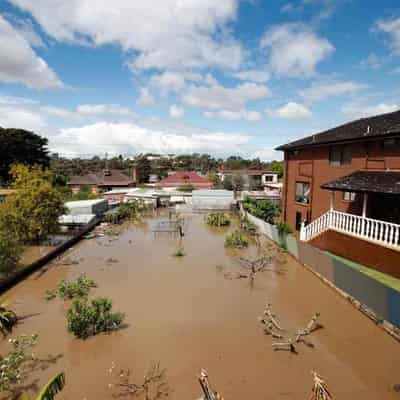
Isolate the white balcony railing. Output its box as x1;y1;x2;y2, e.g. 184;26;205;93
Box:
300;210;400;250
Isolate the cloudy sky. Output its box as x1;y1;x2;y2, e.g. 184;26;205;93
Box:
0;0;399;159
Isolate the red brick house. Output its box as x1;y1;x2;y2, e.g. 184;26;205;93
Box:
158;171;213;189
277;110;400;276
68;169;136;194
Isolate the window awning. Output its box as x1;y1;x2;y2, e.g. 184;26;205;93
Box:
321;170;400;194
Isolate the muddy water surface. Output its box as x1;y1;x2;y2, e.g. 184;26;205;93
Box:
1;212;400;400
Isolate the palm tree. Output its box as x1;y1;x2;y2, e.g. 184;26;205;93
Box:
23;373;65;400
0;299;17;335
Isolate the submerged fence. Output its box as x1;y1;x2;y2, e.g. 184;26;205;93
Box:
242;209;400;331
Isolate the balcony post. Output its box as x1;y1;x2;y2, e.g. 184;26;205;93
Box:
329;191;334;211
361;193;368;236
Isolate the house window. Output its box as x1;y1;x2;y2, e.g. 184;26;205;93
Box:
343;191;356;202
383;138;400;148
329;145;351;166
295;182;310;204
264;175;274;182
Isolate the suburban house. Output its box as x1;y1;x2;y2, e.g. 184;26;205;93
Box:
158;171;213;189
218;169;279;189
68;169;136;194
277;109;400;276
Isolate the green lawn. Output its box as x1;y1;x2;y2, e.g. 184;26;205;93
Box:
326;252;400;292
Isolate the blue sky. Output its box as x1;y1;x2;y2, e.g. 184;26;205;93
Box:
0;0;399;160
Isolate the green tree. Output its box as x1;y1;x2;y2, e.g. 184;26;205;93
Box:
0;236;21;276
208;173;222;188
0;165;64;243
222;175;233;191
271;161;283;178
232;174;244;192
135;156;151;184
0;128;49;185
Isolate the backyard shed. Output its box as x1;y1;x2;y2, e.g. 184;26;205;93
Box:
192;190;235;210
64;199;108;216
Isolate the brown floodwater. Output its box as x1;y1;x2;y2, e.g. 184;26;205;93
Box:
1;211;399;400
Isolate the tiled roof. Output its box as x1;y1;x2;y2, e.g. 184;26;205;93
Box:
159;171;212;188
276;109;400;151
68;169;134;186
321;170;400;194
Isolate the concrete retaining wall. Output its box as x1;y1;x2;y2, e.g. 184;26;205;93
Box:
242;209;400;332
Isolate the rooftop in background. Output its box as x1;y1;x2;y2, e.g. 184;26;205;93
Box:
276;109;400;151
220;169;275;175
0;189;17;196
68;169;135;187
321;170;400;195
158;171;213;189
65;199;106;207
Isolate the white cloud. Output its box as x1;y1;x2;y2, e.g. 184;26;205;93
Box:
376;18;400;55
48;122;251;157
233;69;270;83
300;80;367;103
342;102;399;119
0;15;62;89
41;103;135;120
271;102;312;120
12;18;45;48
204;109;262;121
77;104;134;117
261;23;334;78
169;104;184;118
9;0;243;71
137;87;154;106
252;147;282;162
360;53;381;69
183;82;269;112
0;104;47;132
150;71;186;95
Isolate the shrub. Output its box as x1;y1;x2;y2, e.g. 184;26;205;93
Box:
104;200;147;224
242;196;280;224
277;222;293;237
172;248;185;257
206;213;230;227
46;274;97;300
0;237;21;276
67;297;124;338
224;230;249;248
0;334;38;392
0;300;18;336
176;184;195;192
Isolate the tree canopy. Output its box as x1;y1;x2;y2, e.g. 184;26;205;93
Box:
0;128;50;185
0;164;64;243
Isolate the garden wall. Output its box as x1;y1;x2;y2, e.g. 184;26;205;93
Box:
242;209;400;333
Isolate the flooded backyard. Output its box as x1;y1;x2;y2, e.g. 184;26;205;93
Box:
1;211;400;400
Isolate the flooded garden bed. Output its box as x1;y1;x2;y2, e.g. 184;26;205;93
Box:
0;211;399;399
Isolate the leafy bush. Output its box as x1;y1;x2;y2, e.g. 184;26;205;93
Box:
0;237;21;276
224;230;249;248
46;274;97;300
103;200;147;224
206;213;231;227
172;248;185;257
67;297;124;338
277;222;293;237
242;196;280;224
0;300;18;336
0;334;38;392
176;184;195;192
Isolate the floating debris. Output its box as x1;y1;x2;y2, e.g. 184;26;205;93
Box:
109;362;170;399
259;303;321;353
198;369;223;400
310;371;333;400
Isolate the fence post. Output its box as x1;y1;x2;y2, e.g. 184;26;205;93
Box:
300;221;305;241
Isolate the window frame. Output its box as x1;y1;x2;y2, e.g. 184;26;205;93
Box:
342;191;356;202
329;145;352;166
295;181;311;205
